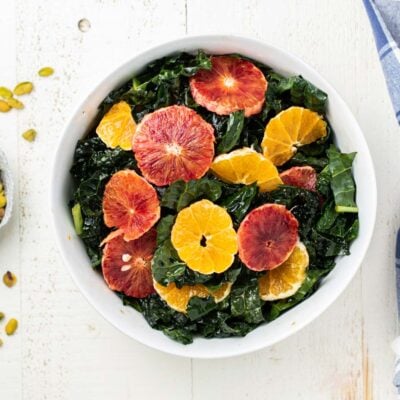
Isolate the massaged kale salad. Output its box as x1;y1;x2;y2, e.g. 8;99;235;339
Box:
70;51;359;344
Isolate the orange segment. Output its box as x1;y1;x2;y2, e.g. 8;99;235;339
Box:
171;200;238;274
154;280;232;313
258;242;309;301
210;148;282;193
96;101;136;150
262;106;327;166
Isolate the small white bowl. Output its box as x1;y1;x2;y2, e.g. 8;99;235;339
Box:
50;35;376;359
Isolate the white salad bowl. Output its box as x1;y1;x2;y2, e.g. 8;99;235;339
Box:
50;35;376;359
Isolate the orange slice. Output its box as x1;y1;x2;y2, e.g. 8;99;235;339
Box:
258;242;309;300
96;101;136;150
171;199;238;274
190;56;267;117
261;106;327;166
154;280;232;313
210;147;282;192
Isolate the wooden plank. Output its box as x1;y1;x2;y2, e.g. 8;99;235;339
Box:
11;1;191;399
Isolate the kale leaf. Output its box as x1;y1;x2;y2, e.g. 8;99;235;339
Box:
161;178;222;211
216;111;245;154
327;145;358;213
219;184;258;224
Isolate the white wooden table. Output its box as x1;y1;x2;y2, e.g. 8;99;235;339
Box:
0;0;398;398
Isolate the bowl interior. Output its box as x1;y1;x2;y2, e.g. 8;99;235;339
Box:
50;35;376;359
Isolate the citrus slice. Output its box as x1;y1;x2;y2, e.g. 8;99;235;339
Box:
102;229;156;298
171;199;238;274
102;170;160;242
153;280;232;313
280;166;317;191
132;105;215;186
190;56;267;117
210;147;282;192
238;204;299;271
96;101;136;150
262;106;327;166
258;242;309;300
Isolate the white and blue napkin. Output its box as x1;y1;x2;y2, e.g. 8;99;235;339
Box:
363;0;400;124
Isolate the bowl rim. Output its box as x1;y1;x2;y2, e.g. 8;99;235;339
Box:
50;34;377;359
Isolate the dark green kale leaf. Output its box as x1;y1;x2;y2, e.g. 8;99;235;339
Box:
156;215;175;246
284;152;328;171
187;297;217;321
316;165;332;198
161;178;222;211
230;277;265;324
219;184;258;224
70;137;137;182
327;145;358;213
151;240;188;287
216;111;245;154
262;72;328;118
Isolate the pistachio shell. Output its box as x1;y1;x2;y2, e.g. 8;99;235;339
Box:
0;100;11;113
6;97;24;110
5;318;18;336
38;67;54;77
14;81;33;96
0;86;12;99
0;312;4;321
22;129;37;142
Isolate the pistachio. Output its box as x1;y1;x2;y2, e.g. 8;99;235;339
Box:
0;182;3;191
0;338;3;347
0;86;12;99
14;81;34;96
6;97;24;110
22;129;37;142
0;312;4;321
0;208;4;219
38;67;54;77
3;271;17;287
5;319;18;335
0;194;6;208
0;100;11;113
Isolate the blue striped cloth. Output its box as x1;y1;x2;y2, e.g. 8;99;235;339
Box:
363;0;400;124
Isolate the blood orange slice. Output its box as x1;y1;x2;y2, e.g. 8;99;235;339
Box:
132;105;215;186
102;229;156;298
238;204;299;271
190;56;267;117
102;170;160;241
280;166;317;191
